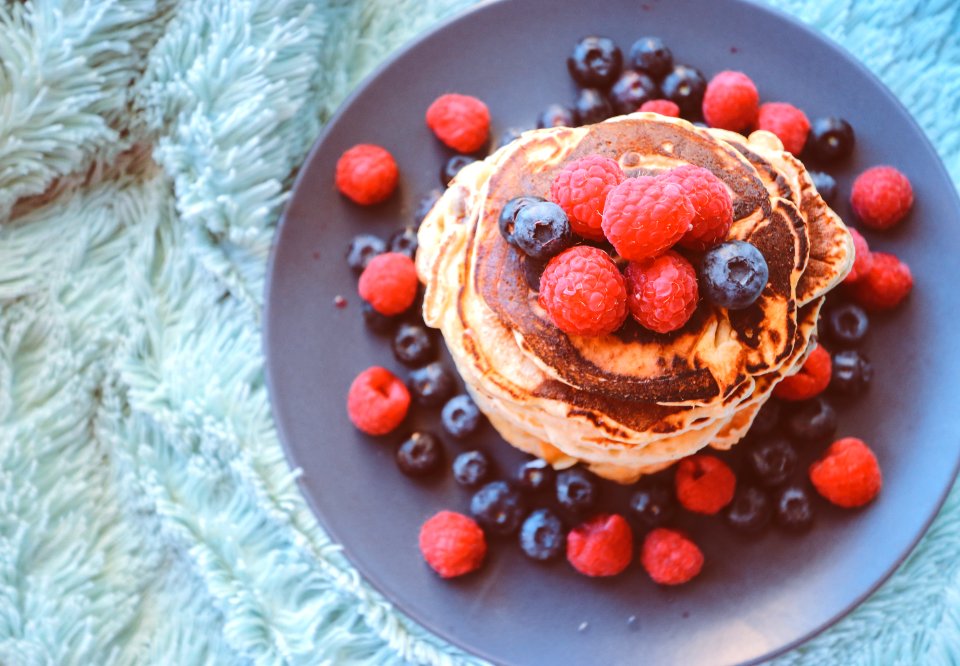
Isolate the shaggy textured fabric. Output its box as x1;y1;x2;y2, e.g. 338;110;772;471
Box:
0;1;957;664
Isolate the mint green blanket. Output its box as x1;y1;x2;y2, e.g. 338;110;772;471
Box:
1;1;958;664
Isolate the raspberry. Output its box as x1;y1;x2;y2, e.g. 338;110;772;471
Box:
809;438;882;508
566;513;634;577
346;366;411;435
664;165;734;251
538;246;627;337
549;155;625;240
601;176;694;261
850;166;913;230
842;228;875;284
638;99;680;117
702;71;759;132
425;93;490;153
640;528;704;585
773;344;832;401
358;252;419;316
419;511;487;578
674;455;736;514
624;251;698;333
335;144;399;205
756;102;810;155
847;251;913;311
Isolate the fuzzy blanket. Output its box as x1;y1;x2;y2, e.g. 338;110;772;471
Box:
0;1;958;664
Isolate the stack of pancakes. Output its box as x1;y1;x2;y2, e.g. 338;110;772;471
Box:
417;113;854;483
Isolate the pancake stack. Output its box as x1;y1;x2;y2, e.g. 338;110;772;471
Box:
417;113;854;483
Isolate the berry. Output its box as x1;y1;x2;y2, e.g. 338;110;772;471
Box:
414;189;443;226
470;481;526;536
441;394;482;438
809;437;882;508
453;450;490;487
519;509;566;561
851;166;913;229
419;511;486;578
497;127;525;149
638;99;680;117
441;154;476;185
825;303;869;346
335;144;399;205
522;256;547;292
756;102;810;155
848;252;913;311
830;349;873;397
702;71;759;131
624;251;699;333
750;399;782;437
609;70;659;115
358;252;419;316
517;458;555;492
388;226;419;260
660;64;707;118
556;468;597;512
392;323;435;367
675;455;736;515
575;88;614;125
602;176;694;261
629;37;673;79
808;116;855;162
699;240;769;310
628;481;676;528
640;528;704;585
549;155;625;240
747;437;798;487
773;345;832;401
362;301;398;335
566;514;633;577
426;93;490;153
499;195;546;246
785;396;837;444
513;201;574;261
407;361;456;407
725;486;772;533
665;165;734;251
397;431;444;477
538;246;628;337
775;485;814;531
843;228;874;284
810;171;838;204
567;36;623;89
346;367;410;436
346;234;386;273
537;104;577;129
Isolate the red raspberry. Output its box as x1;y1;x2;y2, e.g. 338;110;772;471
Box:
664;165;734;251
851;166;913;230
847;251;913;311
566;513;634;577
702;71;759;132
773;344;832;401
425;93;490;153
756;102;810;155
550;155;625;240
624;251;699;333
538;246;627;337
638;99;680;117
809;438;882;508
358;252;419;316
419;511;487;578
335;144;399;205
347;366;411;435
640;528;704;586
601;176;694;261
674;455;736;514
842;228;875;284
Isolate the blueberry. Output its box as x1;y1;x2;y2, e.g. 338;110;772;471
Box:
537;104;577;129
660;64;707;118
452;450;490;487
725;486;772;533
830;349;873;397
629;36;673;80
775;485;814;531
396;432;444;477
810;171;838;204
747;438;798;487
567;35;623;89
513;201;574;261
750;399;782;437
517;458;555;492
700;240;769;310
575;88;614;125
471;481;526;536
346;234;385;273
785;396;837;444
556;468;597;512
825;303;869;347
628;482;676;528
362;301;397;335
519;509;566;561
609;69;659;115
388;226;418;260
497;127;525;149
499;195;545;246
407;361;455;407
521;256;547;292
808;117;855;162
441;394;482;438
441;154;476;185
414;189;443;227
392;323;435;367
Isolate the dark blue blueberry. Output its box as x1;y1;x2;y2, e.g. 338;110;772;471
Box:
660;64;706;118
362;301;397;335
470;481;526;536
517;458;555;492
808;117;855;162
537;103;577;129
346;234;385;273
556;468;597;512
414;189;443;227
629;36;673;80
388;226;418;260
407;361;455;407
522;256;548;292
499;196;545;246
519;509;566;561
750;399;782;437
725;486;772;533
567;35;623;89
700;240;770;310
830;349;873;397
452;450;490;487
396;432;443;477
497;127;526;149
628;482;676;528
392;323;435;367
785;397;837;444
441;394;482;439
776;485;814;531
609;69;659;115
747;437;798;487
441;154;476;185
825;303;869;346
575;88;613;126
513;201;574;261
810;171;838;204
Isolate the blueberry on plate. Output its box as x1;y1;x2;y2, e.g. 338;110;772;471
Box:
499;195;545;246
609;69;659;115
567;35;623;89
660;64;707;118
537;103;577;129
521;256;548;292
396;432;444;477
830;349;873;397
392;323;435;367
453;450;490;487
628;481;676;528
471;481;526;536
441;394;482;438
407;361;455;407
785;396;837;444
810;171;838;204
512;201;574;261
414;189;443;227
346;234;385;273
700;240;769;310
362;301;397;335
388;226;418;260
575;88;613;125
747;437;798;487
825;303;869;346
497;127;526;149
628;36;673;80
807;116;855;162
775;485;815;531
725;486;772;533
749;399;782;437
441;154;476;185
517;458;555;492
556;468;597;512
519;508;566;561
